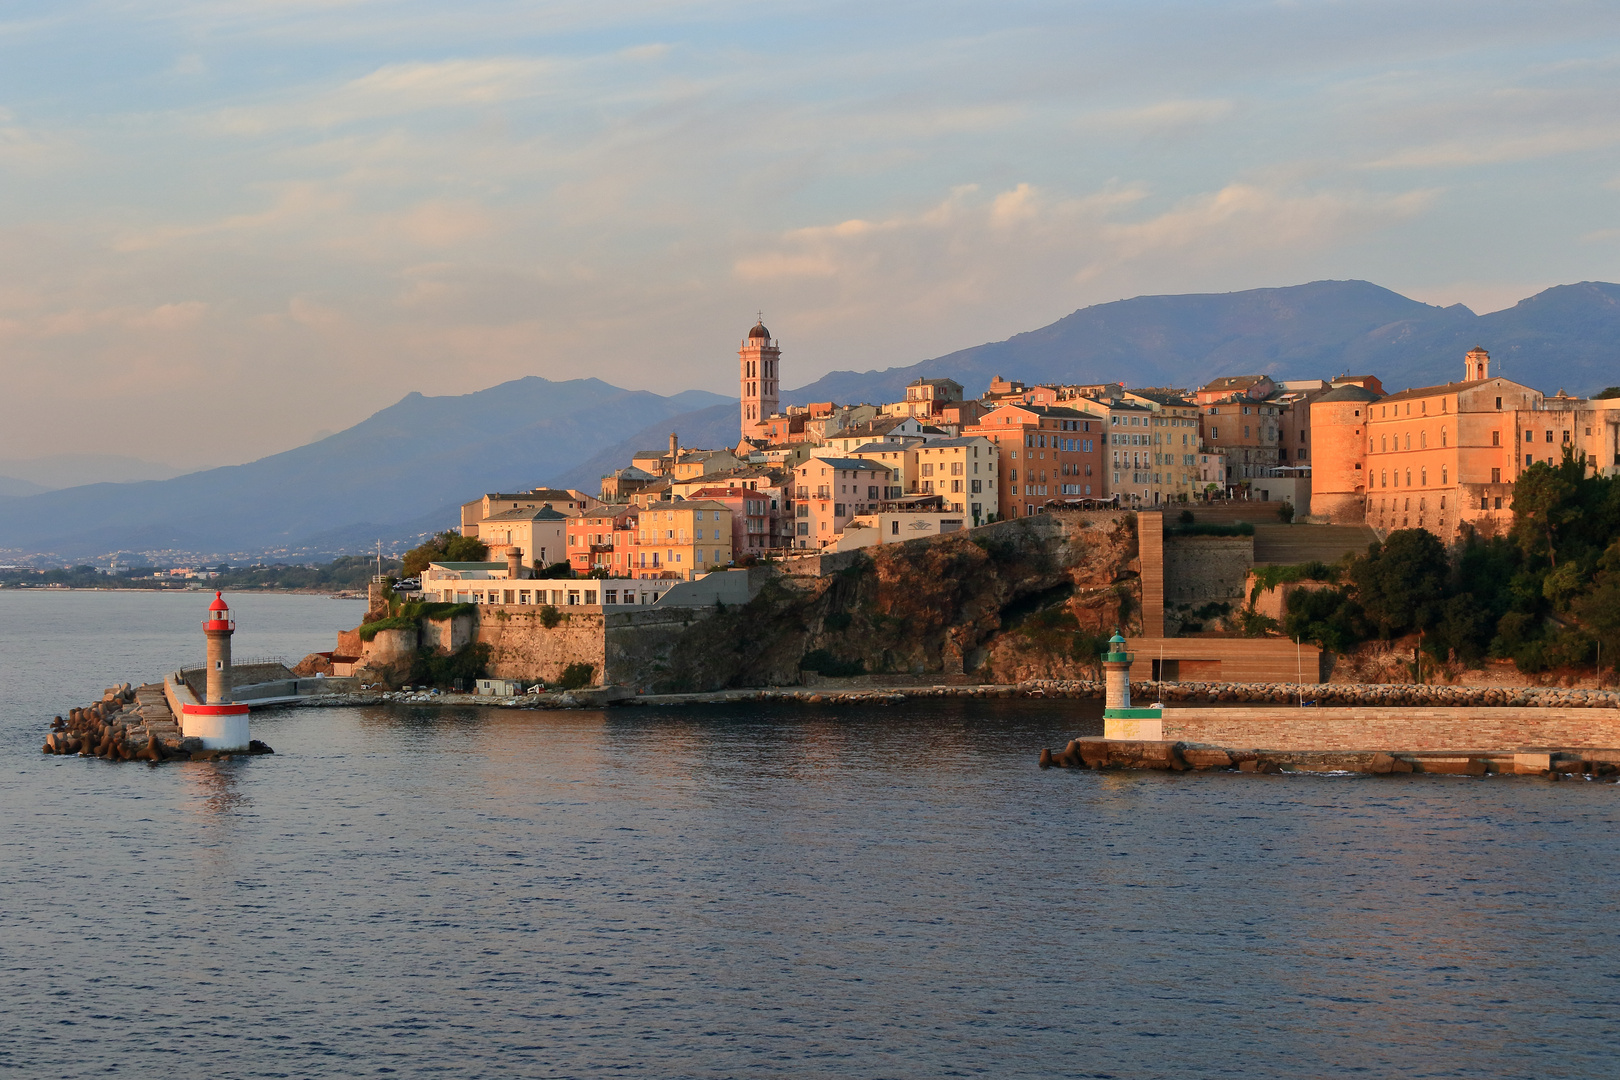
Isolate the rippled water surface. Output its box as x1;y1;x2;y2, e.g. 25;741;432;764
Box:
2;590;1618;1079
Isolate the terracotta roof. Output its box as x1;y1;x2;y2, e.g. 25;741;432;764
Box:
1373;378;1499;407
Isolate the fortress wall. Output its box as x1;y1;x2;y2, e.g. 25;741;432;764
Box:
1163;536;1253;605
1162;706;1620;752
475;607;606;683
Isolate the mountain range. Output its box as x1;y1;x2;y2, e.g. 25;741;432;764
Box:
784;279;1620;407
4;279;1617;562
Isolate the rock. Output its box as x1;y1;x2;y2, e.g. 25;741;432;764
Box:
1180;747;1232;770
1368;752;1396;775
1039;747;1053;769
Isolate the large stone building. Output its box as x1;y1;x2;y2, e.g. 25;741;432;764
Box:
1309;347;1620;541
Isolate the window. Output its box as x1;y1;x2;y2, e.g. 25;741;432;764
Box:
1546;430;1554;443
1525;431;1534;443
1491;467;1501;483
1492;430;1500;446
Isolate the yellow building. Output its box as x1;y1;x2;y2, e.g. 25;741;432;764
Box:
912;436;999;521
631;500;734;579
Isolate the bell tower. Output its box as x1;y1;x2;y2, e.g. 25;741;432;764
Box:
1465;346;1490;381
739;316;780;438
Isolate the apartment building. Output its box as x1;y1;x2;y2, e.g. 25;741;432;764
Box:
1123;389;1204;504
912;436;999;522
792;457;894;548
687;485;778;553
460;489;592;536
631;500;734;579
475;505;569;568
1200;399;1283;486
963;403;1102;519
566;508;638;575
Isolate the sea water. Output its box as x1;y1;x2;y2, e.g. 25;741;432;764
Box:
1;590;1617;1078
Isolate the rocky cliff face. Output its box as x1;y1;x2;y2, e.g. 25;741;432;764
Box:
641;511;1141;693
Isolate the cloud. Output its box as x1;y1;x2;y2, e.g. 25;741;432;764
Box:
127;301;208;330
1082;98;1236;132
393;200;496;248
1365;124;1620;169
207;57;562;134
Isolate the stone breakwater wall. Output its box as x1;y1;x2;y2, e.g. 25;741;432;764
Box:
1041;738;1620;779
1161;705;1620;752
39;682;272;762
1017;678;1620;710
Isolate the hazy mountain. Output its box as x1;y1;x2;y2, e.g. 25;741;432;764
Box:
0;453;187;490
0;476;50;497
0;378;730;560
552;401;743;491
786;280;1620;405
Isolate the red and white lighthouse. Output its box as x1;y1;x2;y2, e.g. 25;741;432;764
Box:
181;591;251;750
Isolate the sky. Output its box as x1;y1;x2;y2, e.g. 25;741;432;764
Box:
3;1;1620;471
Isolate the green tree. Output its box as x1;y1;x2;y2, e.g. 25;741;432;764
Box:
402;530;488;577
1349;529;1447;639
1509;454;1581;567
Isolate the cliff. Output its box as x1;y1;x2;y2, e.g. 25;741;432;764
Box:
637;511;1141;693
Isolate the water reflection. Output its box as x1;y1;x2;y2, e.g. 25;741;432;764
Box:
184;759;250;819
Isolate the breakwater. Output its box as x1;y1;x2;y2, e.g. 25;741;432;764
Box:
1042;737;1620;779
40;682;272;762
1016;678;1620;709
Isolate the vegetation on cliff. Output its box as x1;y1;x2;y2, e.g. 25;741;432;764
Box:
1278;451;1620;673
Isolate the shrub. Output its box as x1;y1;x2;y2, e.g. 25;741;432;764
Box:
800;649;866;677
407;641;491;687
557;662;596;690
824;611;853;632
357;614;416;641
1276;501;1295;524
539;604;562;628
1178;509;1195;524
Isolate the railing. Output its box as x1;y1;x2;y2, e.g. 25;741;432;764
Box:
189;655;290;669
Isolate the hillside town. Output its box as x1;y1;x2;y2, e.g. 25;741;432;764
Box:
435;319;1620;601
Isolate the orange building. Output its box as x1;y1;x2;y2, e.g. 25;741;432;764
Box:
963;403;1103;519
567;508;637;575
1362;349;1539;538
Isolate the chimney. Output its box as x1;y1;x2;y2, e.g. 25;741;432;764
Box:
506;546;524;579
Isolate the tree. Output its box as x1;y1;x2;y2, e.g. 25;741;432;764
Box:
1349;529;1447;639
1509;454;1581;567
402;530;488;577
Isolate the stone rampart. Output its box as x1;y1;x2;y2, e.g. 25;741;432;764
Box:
476;606;606;683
